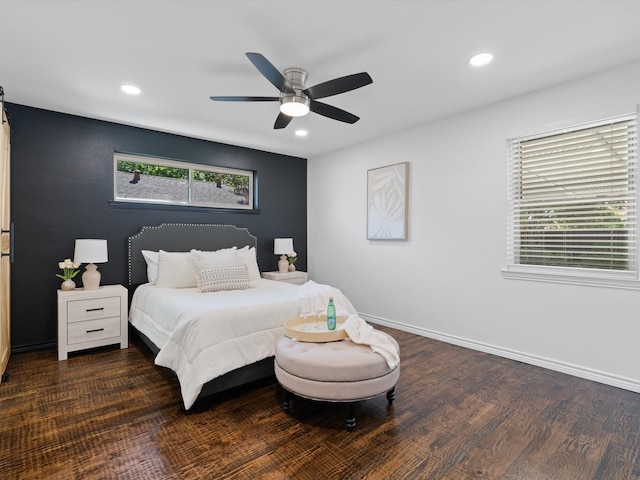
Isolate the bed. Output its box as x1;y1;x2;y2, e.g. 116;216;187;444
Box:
127;223;355;410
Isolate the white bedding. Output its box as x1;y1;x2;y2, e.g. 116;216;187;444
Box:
129;278;355;409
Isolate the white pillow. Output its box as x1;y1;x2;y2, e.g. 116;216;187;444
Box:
237;247;260;282
155;250;197;288
141;250;159;284
194;250;238;269
190;246;237;254
197;264;250;293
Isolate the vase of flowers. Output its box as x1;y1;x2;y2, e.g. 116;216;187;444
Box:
57;258;81;291
287;252;297;272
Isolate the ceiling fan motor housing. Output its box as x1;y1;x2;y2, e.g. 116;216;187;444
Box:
280;68;310;116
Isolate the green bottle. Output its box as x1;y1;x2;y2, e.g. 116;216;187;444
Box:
327;297;336;330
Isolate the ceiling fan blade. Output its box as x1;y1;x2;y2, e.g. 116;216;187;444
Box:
246;52;295;94
274;112;293;129
209;96;279;102
310;101;360;124
303;72;372;99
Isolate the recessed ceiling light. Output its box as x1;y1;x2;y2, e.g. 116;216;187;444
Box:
120;84;141;95
295;129;308;137
469;52;493;67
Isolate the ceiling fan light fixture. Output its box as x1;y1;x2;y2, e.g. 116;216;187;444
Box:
280;95;310;117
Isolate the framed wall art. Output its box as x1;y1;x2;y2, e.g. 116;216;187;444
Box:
367;162;409;240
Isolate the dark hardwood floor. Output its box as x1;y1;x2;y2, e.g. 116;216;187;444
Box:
1;326;639;479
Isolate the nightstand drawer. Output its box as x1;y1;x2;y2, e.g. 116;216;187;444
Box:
67;296;121;323
67;317;121;345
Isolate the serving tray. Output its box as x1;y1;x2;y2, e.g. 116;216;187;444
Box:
284;316;348;342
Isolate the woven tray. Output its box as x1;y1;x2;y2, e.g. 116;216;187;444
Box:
284;316;348;342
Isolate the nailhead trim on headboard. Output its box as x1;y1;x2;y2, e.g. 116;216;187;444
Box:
127;223;258;286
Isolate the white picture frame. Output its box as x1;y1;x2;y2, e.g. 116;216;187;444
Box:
367;162;409;240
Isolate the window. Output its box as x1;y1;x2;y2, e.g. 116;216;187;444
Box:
505;114;638;287
114;153;254;210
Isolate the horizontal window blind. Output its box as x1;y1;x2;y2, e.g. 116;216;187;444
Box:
507;115;638;275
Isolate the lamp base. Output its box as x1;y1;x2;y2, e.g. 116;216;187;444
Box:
278;255;289;273
82;263;102;290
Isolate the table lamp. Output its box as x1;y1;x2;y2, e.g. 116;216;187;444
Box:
74;239;108;290
274;238;293;273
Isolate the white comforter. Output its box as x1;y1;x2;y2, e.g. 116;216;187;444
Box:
129;279;355;409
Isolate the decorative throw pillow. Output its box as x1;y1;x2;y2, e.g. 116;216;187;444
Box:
155;250;198;288
237;247;261;282
197;264;250;293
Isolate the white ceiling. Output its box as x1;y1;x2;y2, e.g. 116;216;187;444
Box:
3;0;640;159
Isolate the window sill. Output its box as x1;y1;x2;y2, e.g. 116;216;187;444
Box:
501;267;640;290
109;201;260;214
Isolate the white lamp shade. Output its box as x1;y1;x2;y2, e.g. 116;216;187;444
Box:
73;239;108;264
274;238;294;255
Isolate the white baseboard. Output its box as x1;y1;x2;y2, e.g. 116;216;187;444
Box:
359;312;640;394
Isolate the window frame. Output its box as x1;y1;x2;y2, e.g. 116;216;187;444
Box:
113;153;255;211
502;112;640;289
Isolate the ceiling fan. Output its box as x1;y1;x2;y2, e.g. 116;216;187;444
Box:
210;52;373;129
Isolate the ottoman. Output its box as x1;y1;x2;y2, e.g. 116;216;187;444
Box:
274;333;400;431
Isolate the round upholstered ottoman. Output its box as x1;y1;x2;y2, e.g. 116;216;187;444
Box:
274;334;400;431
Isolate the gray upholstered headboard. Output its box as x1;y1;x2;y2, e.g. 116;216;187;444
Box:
127;223;257;286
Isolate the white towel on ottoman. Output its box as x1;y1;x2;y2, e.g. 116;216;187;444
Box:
343;315;400;369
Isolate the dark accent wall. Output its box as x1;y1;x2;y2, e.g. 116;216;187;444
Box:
6;103;307;351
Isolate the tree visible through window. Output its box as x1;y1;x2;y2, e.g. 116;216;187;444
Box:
506;114;638;281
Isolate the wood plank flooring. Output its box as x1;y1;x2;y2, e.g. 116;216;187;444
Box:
1;326;639;479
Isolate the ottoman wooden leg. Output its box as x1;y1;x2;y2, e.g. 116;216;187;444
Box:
346;402;356;431
282;387;293;412
386;387;396;405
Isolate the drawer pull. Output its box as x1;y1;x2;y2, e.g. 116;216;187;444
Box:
86;307;105;312
86;328;105;333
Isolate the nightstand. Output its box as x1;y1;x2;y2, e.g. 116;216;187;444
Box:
57;284;128;361
262;271;308;285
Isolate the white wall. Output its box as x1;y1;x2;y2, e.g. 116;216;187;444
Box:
308;60;640;392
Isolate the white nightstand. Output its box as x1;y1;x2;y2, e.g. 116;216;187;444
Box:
57;284;128;361
262;271;308;285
